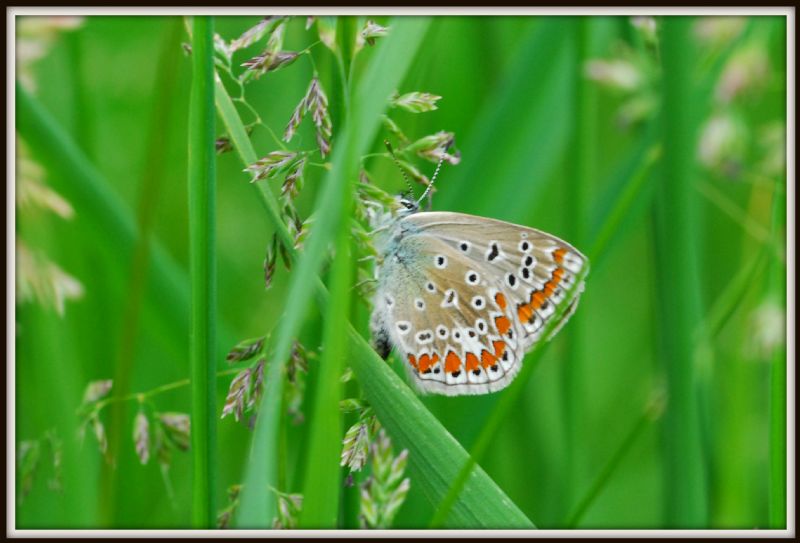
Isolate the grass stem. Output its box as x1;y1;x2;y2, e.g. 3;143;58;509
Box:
188;15;217;528
653;16;708;527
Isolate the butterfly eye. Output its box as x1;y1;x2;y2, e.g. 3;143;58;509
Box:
475;319;487;334
459;241;470;252
521;267;531;280
426;282;436;293
436;325;449;339
453;330;462;341
524;255;535;267
435;255;448;269
471;296;485;309
415;298;426;311
396;321;411;334
465;271;480;285
415;330;433;344
519;240;531;253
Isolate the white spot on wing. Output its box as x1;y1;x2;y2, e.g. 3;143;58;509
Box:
442;288;458;308
415;330;434;344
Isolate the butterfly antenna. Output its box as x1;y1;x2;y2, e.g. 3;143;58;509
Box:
416;139;451;207
383;140;415;197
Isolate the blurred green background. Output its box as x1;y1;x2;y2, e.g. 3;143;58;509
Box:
15;14;788;530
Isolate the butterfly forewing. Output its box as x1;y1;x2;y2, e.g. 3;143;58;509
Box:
371;211;588;396
406;212;588;349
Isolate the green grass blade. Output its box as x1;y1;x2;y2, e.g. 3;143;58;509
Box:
695;249;767;344
767;179;787;528
297;204;352;528
100;18;185;524
297;25;356;518
235;17;431;528
587;126;662;267
566;397;661;528
653;16;708;527
560;17;596;515
188;16;217;528
436;17;573;221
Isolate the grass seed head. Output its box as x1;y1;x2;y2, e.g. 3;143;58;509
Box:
133;410;150;465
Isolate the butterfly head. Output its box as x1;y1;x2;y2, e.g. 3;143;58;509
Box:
397;194;420;215
384;138;450;214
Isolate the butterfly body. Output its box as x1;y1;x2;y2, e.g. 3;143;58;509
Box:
370;203;588;396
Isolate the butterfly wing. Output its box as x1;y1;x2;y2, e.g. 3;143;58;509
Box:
406;212;589;350
371;211;588;396
372;234;527;396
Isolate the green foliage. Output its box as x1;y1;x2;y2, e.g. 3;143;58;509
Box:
14;14;787;532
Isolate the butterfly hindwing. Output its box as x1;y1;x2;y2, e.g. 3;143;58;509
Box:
372;235;524;395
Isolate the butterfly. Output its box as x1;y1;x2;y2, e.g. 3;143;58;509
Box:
369;143;589;396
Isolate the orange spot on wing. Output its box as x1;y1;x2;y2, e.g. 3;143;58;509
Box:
553;248;567;264
418;354;432;372
494;292;507;310
542;267;564;296
445;351;461;373
408;354;417;369
465;352;480;372
480;349;497;368
492;340;506;359
431;353;440;366
518;304;534;323
530;292;546;310
495;316;511;335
